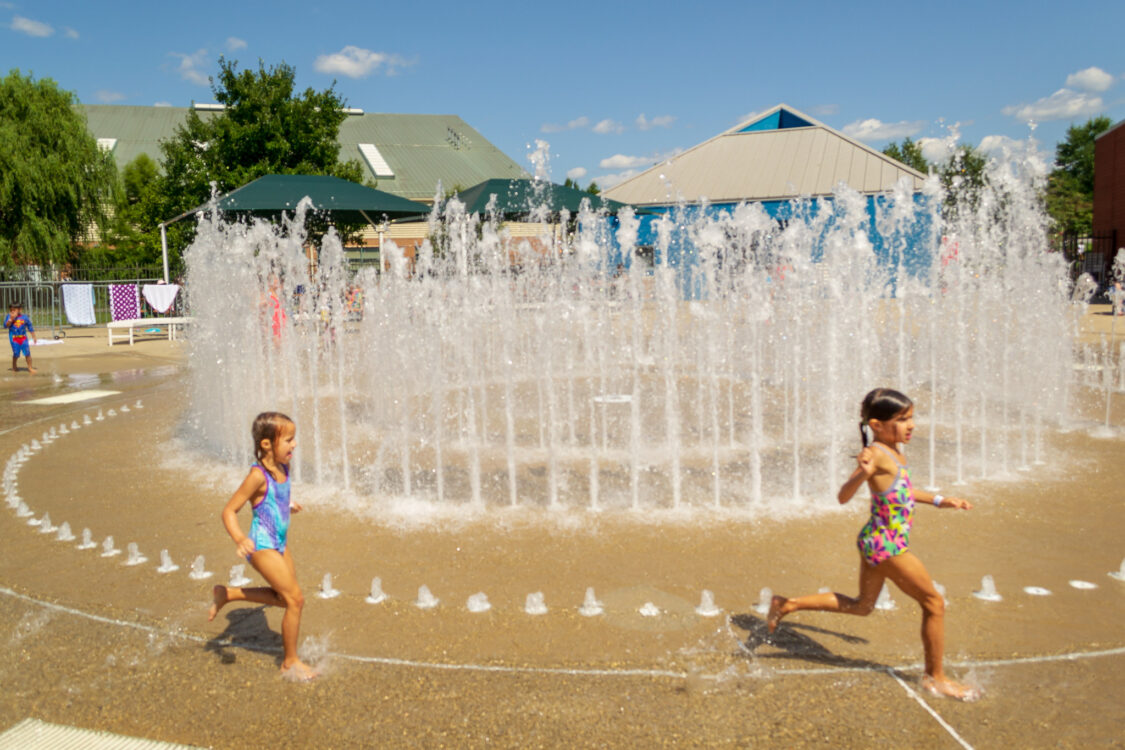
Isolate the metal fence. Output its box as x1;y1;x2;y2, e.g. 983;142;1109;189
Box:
0;281;63;338
1;277;185;340
1060;231;1119;292
0;264;169;284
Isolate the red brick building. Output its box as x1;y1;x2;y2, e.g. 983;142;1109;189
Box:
1094;118;1125;277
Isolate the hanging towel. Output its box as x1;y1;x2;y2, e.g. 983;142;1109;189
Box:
109;284;140;321
61;284;96;326
142;284;180;314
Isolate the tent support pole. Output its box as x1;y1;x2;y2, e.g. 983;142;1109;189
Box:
160;223;169;283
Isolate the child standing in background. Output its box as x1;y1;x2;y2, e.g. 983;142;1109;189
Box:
4;303;37;373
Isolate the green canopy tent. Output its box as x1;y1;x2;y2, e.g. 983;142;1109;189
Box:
451;177;638;220
159;174;430;280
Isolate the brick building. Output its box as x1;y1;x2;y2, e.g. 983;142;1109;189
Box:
1094;118;1125;280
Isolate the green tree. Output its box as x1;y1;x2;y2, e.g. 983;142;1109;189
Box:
1054;116;1111;195
1045;172;1092;237
1046;116;1111;236
122;153;159;206
128;57;366;268
563;177;600;195
101;154;164;265
939;144;988;219
882;137;931;174
0;70;117;265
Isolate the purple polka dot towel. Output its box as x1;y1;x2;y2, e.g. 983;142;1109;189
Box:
109;284;140;321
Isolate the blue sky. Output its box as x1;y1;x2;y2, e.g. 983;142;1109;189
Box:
4;0;1124;190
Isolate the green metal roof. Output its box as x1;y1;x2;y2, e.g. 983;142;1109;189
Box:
81;105;527;202
82;105;215;172
453;178;637;219
186;174;429;223
338;114;528;200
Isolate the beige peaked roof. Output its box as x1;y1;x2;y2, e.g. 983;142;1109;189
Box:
604;104;926;206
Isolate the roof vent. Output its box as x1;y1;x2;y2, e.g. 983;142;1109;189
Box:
193;102;226;111
341;107;364;115
96;138;117;152
358;143;395;178
446;127;471;150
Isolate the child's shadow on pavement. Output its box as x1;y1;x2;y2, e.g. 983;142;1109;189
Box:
205;606;282;666
730;612;886;671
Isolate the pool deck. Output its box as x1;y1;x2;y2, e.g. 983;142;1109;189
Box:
0;315;1123;748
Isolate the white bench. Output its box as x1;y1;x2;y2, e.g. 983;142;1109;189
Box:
107;317;193;346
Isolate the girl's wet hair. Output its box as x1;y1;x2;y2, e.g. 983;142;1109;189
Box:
252;411;294;461
859;388;913;447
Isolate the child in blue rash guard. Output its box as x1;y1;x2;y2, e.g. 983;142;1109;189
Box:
4;303;37;373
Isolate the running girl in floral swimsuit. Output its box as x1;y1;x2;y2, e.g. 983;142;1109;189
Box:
766;388;979;701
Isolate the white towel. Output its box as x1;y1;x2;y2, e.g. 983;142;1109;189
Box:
142;284;180;314
61;284;96;326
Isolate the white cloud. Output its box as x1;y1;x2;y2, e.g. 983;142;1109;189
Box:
600;153;654;170
540;116;589;133
566;167;587;181
313;46;409;78
1002;88;1104;122
593;118;625;135
96;90;126;104
978;134;1021;155
226;36;247;52
811;103;839;116
841;118;925;141
1066;66;1114;93
635;113;674;131
154;101;173;107
599;148;683;172
918;137;953;164
64;27;79;39
170;49;210;86
11;15;53;37
597;169;642;189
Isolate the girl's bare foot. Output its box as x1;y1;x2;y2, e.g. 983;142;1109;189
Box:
207;585;228;622
766;595;788;634
280;660;319;682
922;675;981;702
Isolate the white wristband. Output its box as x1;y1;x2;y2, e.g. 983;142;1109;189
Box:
933;494;944;507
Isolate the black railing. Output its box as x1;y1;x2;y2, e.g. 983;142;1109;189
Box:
1059;231;1119;291
0;265;168;284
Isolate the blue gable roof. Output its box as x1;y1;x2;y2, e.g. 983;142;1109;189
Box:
738;107;814;133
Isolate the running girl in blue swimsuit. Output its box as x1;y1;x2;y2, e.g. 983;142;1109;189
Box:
209;412;315;681
766;388;978;701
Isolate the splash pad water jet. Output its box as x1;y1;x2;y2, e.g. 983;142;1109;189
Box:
182;139;1074;520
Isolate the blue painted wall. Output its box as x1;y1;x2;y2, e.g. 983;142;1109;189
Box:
615;194;936;298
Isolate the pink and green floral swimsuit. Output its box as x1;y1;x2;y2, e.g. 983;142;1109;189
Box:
856;443;915;566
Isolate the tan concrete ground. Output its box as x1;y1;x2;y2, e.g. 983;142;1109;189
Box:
0;315;1123;748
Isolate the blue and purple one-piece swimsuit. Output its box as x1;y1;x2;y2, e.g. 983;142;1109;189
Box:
247;463;291;558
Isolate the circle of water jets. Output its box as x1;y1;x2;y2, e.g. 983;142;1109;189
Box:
184;139;1079;517
1;400;1122;624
